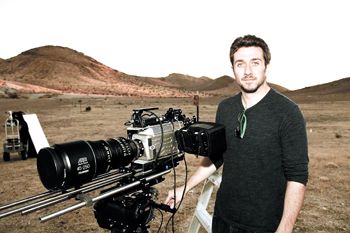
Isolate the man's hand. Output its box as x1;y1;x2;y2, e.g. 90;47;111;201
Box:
275;181;306;233
164;186;186;208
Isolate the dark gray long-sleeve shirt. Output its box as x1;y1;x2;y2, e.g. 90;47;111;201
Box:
213;89;309;232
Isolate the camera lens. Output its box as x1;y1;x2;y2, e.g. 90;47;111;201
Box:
37;137;140;191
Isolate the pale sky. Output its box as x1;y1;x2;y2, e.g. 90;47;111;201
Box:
1;0;349;90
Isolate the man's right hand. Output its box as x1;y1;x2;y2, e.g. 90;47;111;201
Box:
163;157;217;209
164;186;187;209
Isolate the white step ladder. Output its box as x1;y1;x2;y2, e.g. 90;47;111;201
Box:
187;171;222;233
23;114;49;153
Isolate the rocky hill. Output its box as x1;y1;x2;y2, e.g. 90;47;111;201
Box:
285;77;350;102
0;45;348;100
0;46;202;97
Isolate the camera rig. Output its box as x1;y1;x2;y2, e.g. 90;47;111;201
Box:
0;107;226;233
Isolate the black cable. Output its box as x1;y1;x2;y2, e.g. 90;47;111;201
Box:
164;154;188;233
164;152;176;233
165;120;177;233
155;208;164;233
171;153;177;233
141;110;189;233
177;155;188;212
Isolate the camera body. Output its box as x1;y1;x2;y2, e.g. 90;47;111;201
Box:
127;120;183;162
128;107;227;162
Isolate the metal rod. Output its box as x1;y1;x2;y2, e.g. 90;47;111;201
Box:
21;171;132;215
21;197;72;215
0;170;120;212
0;171;132;218
0;191;73;219
94;169;171;202
40;170;171;222
0;190;60;211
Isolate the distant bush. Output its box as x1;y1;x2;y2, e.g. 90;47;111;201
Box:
38;93;59;99
335;133;342;138
4;88;18;98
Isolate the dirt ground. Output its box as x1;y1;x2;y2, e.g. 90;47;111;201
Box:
0;95;349;233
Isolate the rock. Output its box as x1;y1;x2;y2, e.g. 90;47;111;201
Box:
325;162;339;168
319;176;330;181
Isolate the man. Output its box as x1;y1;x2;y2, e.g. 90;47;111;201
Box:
165;35;309;233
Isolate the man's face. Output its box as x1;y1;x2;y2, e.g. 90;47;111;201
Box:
232;46;267;93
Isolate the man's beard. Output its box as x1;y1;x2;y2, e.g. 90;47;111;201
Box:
239;75;266;93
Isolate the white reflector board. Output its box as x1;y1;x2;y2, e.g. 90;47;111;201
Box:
23;114;49;153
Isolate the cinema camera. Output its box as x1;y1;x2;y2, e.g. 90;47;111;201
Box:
0;107;226;233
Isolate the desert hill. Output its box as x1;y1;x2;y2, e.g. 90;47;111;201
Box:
158;73;212;90
0;46;226;97
0;46;203;97
285;77;350;102
0;45;348;100
291;77;350;95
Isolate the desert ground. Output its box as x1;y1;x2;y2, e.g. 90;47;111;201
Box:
0;95;349;233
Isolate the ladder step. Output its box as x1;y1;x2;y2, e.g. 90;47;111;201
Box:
187;171;222;233
194;205;212;232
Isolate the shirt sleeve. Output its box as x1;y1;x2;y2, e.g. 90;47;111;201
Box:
280;105;309;185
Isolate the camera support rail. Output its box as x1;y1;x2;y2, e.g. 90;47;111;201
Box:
0;163;177;222
0;170;132;218
41;169;171;222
